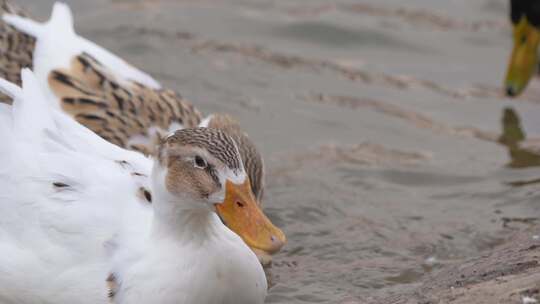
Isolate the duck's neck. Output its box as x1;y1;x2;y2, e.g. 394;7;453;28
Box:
151;192;223;243
150;164;224;242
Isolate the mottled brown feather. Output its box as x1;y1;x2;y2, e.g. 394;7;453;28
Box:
48;53;203;154
0;0;34;103
106;273;118;302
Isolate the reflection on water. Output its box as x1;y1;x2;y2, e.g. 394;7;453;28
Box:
498;107;540;168
498;108;525;147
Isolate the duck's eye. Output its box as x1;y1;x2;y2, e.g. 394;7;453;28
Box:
194;155;207;169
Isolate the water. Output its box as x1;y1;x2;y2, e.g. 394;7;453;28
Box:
18;0;540;302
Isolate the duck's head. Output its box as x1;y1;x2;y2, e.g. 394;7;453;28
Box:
205;114;265;204
505;0;540;97
153;127;286;255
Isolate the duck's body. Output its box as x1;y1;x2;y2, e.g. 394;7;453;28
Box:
0;70;272;303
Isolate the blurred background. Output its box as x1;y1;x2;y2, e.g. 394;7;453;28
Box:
17;0;540;303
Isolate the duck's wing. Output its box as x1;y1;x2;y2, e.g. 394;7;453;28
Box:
3;2;202;155
0;69;152;303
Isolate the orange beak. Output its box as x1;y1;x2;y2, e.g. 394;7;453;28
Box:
505;16;540;97
215;179;286;255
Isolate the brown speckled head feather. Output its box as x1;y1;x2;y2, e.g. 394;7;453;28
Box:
207;114;265;202
160;127;242;172
158;128;244;201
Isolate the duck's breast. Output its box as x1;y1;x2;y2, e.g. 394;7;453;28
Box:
113;232;267;304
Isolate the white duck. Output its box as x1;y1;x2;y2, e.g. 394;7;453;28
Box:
0;69;281;303
2;2;285;261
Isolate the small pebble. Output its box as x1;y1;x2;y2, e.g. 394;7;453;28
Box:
424;256;438;265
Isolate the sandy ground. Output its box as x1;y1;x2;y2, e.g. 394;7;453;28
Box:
367;226;540;304
15;0;540;303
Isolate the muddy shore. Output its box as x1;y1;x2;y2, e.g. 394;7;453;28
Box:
367;226;540;304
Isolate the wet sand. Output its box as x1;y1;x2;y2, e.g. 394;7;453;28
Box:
17;0;540;303
369;226;540;304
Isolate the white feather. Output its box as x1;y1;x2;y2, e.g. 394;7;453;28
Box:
0;69;150;303
198;115;214;128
